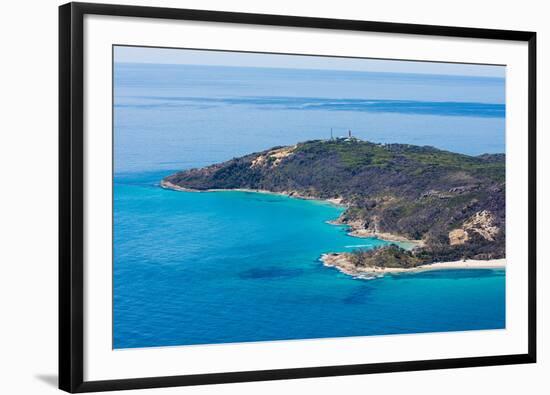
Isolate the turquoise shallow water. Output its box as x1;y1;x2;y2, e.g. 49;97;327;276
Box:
113;171;505;349
113;58;506;349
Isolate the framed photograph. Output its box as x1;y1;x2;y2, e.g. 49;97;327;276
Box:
59;2;537;392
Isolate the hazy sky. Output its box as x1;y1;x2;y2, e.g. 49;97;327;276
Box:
114;46;505;78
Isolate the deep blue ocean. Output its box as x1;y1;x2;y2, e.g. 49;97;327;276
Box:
113;62;505;349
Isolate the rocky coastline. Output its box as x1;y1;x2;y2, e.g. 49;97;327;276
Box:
161;139;506;276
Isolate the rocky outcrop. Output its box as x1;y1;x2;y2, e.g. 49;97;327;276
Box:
251;146;296;169
449;229;469;246
449;210;500;246
464;210;500;241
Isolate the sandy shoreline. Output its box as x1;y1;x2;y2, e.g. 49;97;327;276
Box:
160;180;347;206
321;253;505;278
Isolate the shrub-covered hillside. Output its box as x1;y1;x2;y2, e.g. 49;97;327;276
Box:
163;138;505;264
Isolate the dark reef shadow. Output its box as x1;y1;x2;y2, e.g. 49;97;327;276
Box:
342;283;376;304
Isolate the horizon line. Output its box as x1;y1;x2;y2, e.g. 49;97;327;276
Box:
113;45;506;78
114;60;506;80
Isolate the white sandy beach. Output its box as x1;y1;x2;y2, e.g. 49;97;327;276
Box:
321;253;505;278
417;259;505;271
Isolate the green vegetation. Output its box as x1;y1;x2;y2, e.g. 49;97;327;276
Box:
350;245;422;268
299;139;394;169
164;138;505;265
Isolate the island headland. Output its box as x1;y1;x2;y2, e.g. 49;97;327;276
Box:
162;138;505;276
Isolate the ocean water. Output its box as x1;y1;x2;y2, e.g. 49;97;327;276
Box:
113;62;506;349
114;63;505;173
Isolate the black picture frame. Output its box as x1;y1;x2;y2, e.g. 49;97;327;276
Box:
59;2;537;393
